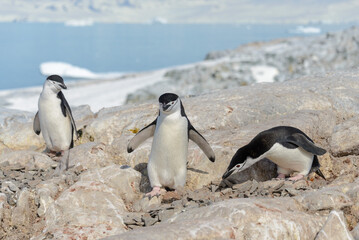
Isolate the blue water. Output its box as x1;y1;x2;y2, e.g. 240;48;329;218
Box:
0;22;355;90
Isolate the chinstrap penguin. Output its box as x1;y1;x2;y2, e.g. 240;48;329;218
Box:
33;75;78;159
222;126;326;181
127;93;215;197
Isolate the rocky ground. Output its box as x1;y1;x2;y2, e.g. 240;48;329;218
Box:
1;69;359;239
126;26;359;104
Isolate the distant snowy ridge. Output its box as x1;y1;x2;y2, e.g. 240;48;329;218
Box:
40;62;123;79
290;26;321;34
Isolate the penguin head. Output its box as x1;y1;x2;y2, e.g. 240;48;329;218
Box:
44;75;67;92
158;93;180;114
222;147;253;179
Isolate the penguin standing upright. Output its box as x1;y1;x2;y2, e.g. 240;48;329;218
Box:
222;126;326;181
33;75;77;156
127;93;215;197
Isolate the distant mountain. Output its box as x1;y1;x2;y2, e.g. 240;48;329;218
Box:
0;0;358;24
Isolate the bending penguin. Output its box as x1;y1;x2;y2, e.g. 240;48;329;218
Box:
33;75;78;158
127;93;215;197
222;126;326;181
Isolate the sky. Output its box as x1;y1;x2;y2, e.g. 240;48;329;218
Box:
0;0;359;24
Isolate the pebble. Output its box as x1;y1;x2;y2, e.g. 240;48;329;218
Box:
142;212;158;226
232;180;253;192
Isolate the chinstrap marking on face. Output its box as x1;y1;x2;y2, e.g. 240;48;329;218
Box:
159;93;179;112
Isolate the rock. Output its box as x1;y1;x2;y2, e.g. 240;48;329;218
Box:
0;108;43;152
352;224;359;240
0;151;56;170
71;105;95;131
42;180;128;239
142;212;158;226
36;165;141;238
35;181;59;217
315;211;354;240
0;193;6;221
11;188;34;227
104;197;326;240
126;28;359;105
79;165;142;204
55;142;116;173
295;187;352;211
1;181;19;193
330;117;359;157
133;196;162;212
232;180;253;192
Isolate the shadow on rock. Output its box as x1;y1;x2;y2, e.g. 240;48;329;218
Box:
187;167;208;174
134;162;152;193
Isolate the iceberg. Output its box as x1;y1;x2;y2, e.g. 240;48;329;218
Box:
64;19;94;27
40;62;123;80
290;26;321;34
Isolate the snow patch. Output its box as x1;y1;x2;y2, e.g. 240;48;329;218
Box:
290;26;321;34
40;62;123;79
250;65;279;83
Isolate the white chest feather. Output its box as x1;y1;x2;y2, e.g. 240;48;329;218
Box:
151;114;188;162
264;143;314;173
38;93;72;151
148;113;188;188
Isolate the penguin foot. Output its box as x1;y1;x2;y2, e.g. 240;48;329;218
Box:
145;186;162;198
275;173;286;180
288;174;304;181
46;151;58;157
56;151;64;157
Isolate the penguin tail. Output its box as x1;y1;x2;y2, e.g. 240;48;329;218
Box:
315;169;326;180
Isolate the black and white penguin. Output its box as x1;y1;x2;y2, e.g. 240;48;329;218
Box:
127;93;215;197
222;126;326;181
33;75;77;156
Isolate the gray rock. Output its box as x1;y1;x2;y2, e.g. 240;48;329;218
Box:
0;108;43;152
0;193;6;222
42;179;128;239
232;180;253;192
126;27;359;105
79;165;142;204
295;188;352;211
352;224;359;240
103;197;325;240
142;212;158;226
71;104;95;130
55;142;115;173
133;196;162;212
11;188;33;227
330;117;359;157
315;211;354;240
0;151;56;170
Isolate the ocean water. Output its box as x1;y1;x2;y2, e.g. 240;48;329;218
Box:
0;22;354;90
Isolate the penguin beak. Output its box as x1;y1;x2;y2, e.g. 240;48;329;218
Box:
222;169;234;179
162;104;171;111
60;83;67;89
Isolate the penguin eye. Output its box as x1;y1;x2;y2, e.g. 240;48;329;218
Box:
236;164;241;168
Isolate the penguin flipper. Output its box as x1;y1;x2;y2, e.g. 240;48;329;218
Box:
283;133;326;155
58;91;78;139
188;125;215;162
33;111;41;135
127;119;157;153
